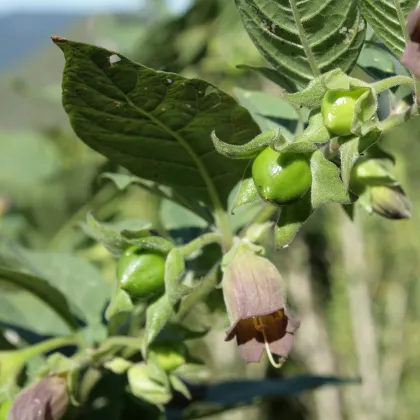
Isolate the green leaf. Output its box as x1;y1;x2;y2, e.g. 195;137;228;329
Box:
274;113;331;154
340;137;361;191
211;129;283;160
359;0;417;57
235;0;366;87
82;212;151;257
127;363;172;406
100;172;143;191
144;296;174;353
310;151;353;208
169;374;191;400
339;129;381;190
205;375;358;404
104;357;133;374
275;193;313;248
53;37;260;208
236;64;298;92
164;249;188;306
0;267;78;333
182;375;359;419
231;177;261;213
0;244;110;327
105;289;134;321
233;88;300;139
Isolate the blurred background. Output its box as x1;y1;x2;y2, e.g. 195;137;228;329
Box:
1;1;420;419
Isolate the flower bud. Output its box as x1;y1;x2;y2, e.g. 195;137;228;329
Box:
371;185;412;220
8;375;69;420
222;243;299;367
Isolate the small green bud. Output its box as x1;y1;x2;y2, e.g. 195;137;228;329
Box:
8;375;69;420
370;186;412;220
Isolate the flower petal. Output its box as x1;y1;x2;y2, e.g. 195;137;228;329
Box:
223;250;286;326
229;318;265;363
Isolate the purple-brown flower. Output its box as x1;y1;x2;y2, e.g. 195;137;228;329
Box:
401;7;420;77
222;244;300;366
8;375;69;420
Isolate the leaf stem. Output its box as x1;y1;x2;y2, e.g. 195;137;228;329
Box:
177;232;223;259
175;265;219;321
371;76;415;93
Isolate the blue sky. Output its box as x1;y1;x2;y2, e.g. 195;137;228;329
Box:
0;0;190;15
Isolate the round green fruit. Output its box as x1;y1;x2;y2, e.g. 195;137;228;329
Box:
252;147;312;206
149;343;186;372
117;246;166;300
321;89;366;136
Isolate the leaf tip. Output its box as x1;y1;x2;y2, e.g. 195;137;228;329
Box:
51;35;67;43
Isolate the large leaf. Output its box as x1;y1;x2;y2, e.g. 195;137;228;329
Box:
180;375;358;419
235;0;366;87
0;243;110;329
0;267;77;333
359;0;417;57
53;37;260;208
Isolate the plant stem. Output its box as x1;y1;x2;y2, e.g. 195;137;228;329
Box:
175;265;219;321
21;336;78;359
290;0;320;78
239;203;277;237
371;76;414;93
178;232;223;258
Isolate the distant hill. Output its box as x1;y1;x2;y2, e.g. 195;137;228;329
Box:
0;12;139;130
0;13;84;72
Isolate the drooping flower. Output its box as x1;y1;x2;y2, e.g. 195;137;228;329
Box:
222;242;300;367
8;375;69;420
401;7;420;77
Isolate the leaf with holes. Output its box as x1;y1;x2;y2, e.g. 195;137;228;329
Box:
234;0;366;87
53;37;260;209
359;0;417;58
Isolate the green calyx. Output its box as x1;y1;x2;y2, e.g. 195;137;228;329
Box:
349;158;398;195
117;246;166;300
321;89;368;136
252;147;312;207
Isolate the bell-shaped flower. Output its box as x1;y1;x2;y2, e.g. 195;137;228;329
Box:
401;7;420;78
222;243;300;367
8;375;69;420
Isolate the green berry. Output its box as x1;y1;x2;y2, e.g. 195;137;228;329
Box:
117;246;166;300
321;89;366;136
252;147;312;206
149;343;186;372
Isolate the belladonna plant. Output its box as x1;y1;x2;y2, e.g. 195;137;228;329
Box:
222;241;300;367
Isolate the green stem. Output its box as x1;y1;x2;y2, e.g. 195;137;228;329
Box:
178;232;223;258
92;336;143;362
290;0;320;78
175;266;219;321
20;336;78;359
371;76;415;93
381;107;413;132
239;204;277;237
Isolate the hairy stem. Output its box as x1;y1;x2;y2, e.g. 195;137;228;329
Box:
178;232;223;258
